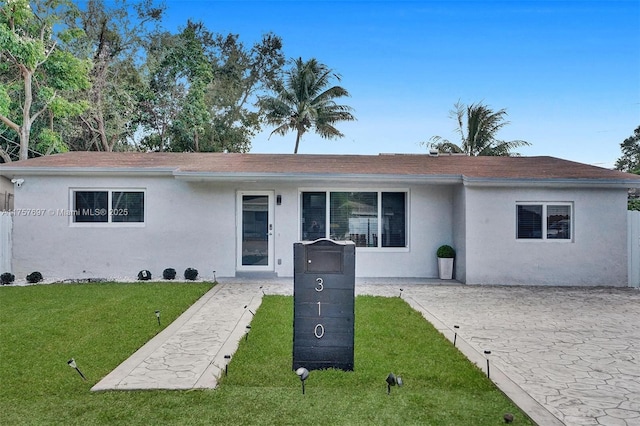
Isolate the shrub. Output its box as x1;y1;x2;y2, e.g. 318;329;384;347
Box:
1;272;15;285
436;245;456;258
137;270;152;281
163;268;177;280
26;272;43;283
184;268;198;281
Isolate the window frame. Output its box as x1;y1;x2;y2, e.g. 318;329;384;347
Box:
516;201;573;242
69;188;146;227
299;189;410;251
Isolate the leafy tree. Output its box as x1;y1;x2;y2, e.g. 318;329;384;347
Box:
259;57;355;154
0;0;90;161
427;101;530;156
64;0;164;152
615;125;640;175
139;23;283;152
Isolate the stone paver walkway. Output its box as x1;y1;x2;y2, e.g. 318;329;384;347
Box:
92;283;264;390
92;279;640;426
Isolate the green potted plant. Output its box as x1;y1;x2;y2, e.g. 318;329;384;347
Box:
436;245;455;280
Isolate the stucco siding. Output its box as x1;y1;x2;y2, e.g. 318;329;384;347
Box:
452;185;466;282
11;177;457;280
12;176;240;280
463;186;629;286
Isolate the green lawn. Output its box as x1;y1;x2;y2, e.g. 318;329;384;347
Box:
0;284;532;425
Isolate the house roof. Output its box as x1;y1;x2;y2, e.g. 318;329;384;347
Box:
2;152;639;187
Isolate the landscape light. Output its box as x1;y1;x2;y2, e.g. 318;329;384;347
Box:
399;288;403;298
245;325;251;341
484;350;491;378
244;305;255;316
296;367;309;394
224;354;231;376
386;373;403;394
67;358;86;381
155;310;161;326
453;325;459;347
260;285;265;295
213;270;217;282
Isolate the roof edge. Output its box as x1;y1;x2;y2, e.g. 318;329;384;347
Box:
463;176;639;189
172;171;463;184
0;166;176;178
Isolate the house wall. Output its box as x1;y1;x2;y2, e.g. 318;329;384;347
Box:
1;176;13;211
11;175;240;280
463;186;629;286
451;185;466;282
11;176;457;280
268;182;456;278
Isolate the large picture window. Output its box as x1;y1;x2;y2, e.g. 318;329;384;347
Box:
517;203;571;240
301;191;407;248
73;190;145;224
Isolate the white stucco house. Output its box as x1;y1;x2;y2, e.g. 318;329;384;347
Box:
1;152;639;286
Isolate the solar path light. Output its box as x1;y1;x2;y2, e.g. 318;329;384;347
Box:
296;367;309;394
67;358;86;381
224;354;231;376
386;373;403;394
245;325;251;341
484;350;491;378
453;325;459;347
155;310;161;326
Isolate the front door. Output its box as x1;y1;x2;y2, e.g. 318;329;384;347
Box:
237;191;274;272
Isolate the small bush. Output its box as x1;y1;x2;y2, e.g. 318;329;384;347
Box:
137;270;152;281
163;268;177;280
26;272;43;284
184;268;198;281
436;245;456;258
1;272;15;285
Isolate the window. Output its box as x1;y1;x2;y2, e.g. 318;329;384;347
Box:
73;190;144;224
301;191;407;248
517;203;571;240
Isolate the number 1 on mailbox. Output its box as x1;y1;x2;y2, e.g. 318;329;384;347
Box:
293;239;355;372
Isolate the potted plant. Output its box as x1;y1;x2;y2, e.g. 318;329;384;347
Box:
436;245;455;280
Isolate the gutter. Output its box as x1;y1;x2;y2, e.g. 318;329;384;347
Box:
172;171;463;184
0;166;176;178
463;176;640;189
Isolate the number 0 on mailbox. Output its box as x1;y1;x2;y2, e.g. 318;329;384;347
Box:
293;239;355;372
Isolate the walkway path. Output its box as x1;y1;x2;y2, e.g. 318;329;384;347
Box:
92;280;640;426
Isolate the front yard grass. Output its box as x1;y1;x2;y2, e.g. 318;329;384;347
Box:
0;284;532;425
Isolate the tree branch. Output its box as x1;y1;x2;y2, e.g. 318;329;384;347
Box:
0;113;20;133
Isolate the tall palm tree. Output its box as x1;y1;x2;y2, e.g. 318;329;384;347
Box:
428;101;530;156
260;58;355;153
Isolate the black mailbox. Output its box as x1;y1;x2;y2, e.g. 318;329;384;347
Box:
293;239;355;372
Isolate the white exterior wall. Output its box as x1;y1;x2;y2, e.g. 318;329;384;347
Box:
11;176;456;280
12;176;239;280
272;182;455;278
463;186;629;286
451;185;466;282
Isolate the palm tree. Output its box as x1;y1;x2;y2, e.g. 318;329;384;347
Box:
427;101;530;156
259;58;355;153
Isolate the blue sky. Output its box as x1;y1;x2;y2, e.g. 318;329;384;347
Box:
161;0;639;168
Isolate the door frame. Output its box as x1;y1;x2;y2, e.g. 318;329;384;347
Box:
236;190;275;273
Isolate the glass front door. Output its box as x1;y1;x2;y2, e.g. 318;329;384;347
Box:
237;191;274;271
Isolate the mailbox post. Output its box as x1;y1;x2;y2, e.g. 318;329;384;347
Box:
293;239;355;372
